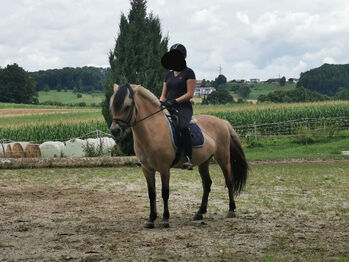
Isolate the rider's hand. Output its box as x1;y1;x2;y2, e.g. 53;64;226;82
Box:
163;99;178;108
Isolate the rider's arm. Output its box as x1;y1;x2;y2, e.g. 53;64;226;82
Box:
175;79;195;103
160;82;167;102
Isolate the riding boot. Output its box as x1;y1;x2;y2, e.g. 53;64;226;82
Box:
181;128;193;170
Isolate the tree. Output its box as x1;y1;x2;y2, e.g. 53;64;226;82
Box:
102;0;169;155
202;88;234;104
257;87;329;103
297;63;349;96
335;88;349;100
0;63;37;104
213;74;227;89
280;76;286;87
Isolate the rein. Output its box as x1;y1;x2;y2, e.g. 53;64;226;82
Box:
112;85;166;128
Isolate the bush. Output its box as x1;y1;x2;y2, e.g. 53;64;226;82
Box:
202;89;234;104
335;88;349;100
258;87;330;103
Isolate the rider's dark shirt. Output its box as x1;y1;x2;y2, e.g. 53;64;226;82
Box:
164;67;196;108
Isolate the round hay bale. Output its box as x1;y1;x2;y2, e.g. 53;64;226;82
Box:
10;143;25;158
5;144;12;158
24;142;41;158
39;141;65;158
63;138;87;157
0;143;5;158
19;142;40;158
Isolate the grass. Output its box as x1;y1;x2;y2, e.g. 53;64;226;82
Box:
243;131;349;161
38;90;104;105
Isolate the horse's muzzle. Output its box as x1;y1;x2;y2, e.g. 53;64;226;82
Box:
110;125;122;139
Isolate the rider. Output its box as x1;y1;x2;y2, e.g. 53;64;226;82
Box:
160;43;196;170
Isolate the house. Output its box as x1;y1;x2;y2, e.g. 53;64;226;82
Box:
250;78;260;83
288;78;299;83
194;87;216;97
195;80;203;88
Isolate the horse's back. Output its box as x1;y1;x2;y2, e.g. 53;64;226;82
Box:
195;114;231;138
194;114;233;154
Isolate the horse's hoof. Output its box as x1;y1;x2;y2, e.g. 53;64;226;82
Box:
226;211;236;218
193;213;203;221
143;220;155;229
159;220;170;228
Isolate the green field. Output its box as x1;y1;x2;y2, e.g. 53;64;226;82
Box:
247;83;296;100
38;90;104;105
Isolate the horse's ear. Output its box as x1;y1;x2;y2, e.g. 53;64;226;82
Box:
113;83;119;92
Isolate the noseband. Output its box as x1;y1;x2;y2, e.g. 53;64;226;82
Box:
112;85;165;128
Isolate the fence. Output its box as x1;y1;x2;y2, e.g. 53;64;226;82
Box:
233;117;349;140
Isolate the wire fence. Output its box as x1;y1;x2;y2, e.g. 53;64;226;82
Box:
1;117;349;158
233;117;349;139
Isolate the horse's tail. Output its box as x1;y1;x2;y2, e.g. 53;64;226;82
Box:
225;121;248;195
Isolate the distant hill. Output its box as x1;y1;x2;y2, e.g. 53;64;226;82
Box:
29;66;110;93
297;63;349;96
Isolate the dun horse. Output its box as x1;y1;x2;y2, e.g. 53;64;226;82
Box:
110;83;248;228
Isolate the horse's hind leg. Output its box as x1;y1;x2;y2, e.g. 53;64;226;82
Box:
216;158;236;218
193;159;212;220
142;166;157;228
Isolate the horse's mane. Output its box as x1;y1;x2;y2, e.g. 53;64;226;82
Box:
131;84;161;107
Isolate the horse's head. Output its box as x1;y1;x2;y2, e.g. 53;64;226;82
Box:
109;83;137;139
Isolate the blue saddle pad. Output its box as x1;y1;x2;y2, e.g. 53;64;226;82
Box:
164;114;205;150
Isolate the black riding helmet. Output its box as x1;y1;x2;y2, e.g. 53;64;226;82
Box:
170;43;187;58
161;43;187;71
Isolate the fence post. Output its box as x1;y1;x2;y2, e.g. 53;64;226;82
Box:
306;119;308;145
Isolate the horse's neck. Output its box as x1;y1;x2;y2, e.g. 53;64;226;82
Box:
132;94;164;134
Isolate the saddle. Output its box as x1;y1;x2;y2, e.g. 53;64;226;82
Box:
163;113;205;150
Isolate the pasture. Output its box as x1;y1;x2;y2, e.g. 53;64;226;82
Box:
38;90;104;106
0;162;348;261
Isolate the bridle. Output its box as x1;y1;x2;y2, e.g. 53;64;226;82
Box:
112;85;165;129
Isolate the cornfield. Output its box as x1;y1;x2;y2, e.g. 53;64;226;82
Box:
0;101;348;142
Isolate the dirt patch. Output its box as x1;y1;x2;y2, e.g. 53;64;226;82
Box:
0;164;348;261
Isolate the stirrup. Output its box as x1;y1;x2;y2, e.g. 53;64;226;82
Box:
182;156;193;170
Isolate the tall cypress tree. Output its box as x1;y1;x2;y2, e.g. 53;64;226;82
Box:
102;0;169;154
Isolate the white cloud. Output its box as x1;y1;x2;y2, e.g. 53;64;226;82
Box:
1;0;349;80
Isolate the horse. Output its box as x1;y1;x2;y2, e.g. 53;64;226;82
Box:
109;83;248;228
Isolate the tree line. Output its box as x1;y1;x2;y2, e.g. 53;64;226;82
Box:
30;66;110;93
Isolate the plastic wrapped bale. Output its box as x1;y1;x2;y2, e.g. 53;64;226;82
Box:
39;141;65;158
85;138;102;156
63;139;87;157
101;137;116;154
9;143;25;158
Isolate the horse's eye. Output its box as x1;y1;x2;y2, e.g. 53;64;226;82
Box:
124;105;131;111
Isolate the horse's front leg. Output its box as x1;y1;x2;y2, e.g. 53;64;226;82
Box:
142;166;157;228
160;170;170;228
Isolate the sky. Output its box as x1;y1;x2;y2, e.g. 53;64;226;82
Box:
1;0;349;81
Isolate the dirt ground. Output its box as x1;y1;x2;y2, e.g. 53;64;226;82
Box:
0;162;348;261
